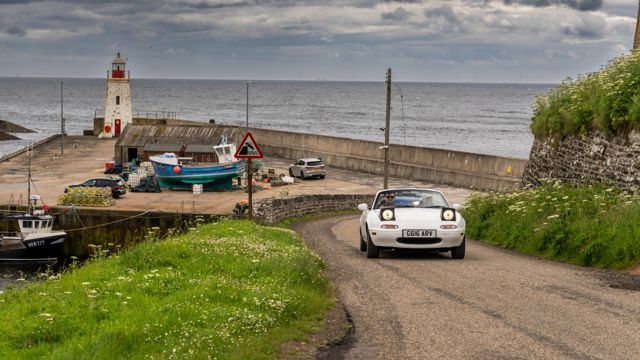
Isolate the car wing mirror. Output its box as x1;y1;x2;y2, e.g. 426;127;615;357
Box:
357;203;369;211
452;203;463;211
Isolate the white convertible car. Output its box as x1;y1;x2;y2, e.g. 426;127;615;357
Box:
357;188;466;259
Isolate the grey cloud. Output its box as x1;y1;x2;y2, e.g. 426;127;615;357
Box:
5;26;26;36
424;5;460;24
381;7;411;21
503;0;603;12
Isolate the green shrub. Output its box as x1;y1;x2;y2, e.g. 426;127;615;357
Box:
462;181;640;269
532;51;640;136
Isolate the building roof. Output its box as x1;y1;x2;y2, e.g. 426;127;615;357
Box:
185;144;216;153
116;124;237;148
143;143;182;152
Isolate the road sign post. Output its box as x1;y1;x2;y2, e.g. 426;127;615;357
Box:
234;132;264;221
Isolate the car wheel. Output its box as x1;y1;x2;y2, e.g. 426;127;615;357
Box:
300;171;306;179
366;226;379;258
319;175;326;179
359;229;367;252
289;168;293;177
451;237;466;259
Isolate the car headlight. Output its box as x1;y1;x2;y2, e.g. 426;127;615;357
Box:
380;208;395;221
441;208;456;221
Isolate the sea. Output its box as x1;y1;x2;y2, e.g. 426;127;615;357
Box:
0;78;554;159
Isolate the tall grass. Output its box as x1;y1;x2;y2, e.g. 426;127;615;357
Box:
532;51;640;136
462;181;640;269
0;220;332;359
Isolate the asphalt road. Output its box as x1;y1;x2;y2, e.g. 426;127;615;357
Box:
294;215;640;360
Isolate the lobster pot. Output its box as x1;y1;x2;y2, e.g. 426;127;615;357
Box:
128;173;147;188
192;184;203;195
140;162;155;175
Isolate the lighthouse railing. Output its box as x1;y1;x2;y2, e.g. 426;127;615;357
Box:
93;110;177;120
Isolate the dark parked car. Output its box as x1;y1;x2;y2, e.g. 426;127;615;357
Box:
65;177;126;198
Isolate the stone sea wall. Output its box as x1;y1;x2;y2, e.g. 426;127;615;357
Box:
523;130;640;190
253;194;373;224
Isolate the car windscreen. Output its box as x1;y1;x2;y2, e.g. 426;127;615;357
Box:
374;190;448;209
306;161;323;166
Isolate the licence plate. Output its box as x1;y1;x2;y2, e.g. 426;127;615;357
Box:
402;229;437;238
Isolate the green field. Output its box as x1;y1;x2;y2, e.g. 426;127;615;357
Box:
462;181;640;269
0;220;332;359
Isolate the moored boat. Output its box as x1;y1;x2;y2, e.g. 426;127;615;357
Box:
0;202;66;261
1;147;66;262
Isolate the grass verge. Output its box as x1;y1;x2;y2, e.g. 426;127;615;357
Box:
0;219;332;359
462;181;640;269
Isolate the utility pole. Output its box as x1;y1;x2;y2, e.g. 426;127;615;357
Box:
245;81;255;130
60;81;65;155
635;0;640;49
383;68;392;189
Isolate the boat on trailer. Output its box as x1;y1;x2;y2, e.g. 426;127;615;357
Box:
149;141;245;191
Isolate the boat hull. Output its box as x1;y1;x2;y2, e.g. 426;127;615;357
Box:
151;161;245;190
0;233;65;261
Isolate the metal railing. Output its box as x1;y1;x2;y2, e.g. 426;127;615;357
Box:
93;110;177;120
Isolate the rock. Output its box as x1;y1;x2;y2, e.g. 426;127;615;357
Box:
0;131;20;141
0;119;36;133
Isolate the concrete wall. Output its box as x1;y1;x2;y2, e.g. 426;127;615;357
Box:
221;126;526;191
253;194;373;224
524;130;640;190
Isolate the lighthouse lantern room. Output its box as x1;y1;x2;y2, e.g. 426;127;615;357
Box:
101;52;132;138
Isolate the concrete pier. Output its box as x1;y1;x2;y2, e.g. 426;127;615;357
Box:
0;135;471;215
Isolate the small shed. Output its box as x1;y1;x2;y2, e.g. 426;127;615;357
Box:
185;144;218;163
142;143;185;161
114;124;236;164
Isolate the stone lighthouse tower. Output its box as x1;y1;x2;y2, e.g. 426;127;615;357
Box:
101;52;132;138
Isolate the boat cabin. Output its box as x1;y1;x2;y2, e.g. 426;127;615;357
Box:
1;212;56;239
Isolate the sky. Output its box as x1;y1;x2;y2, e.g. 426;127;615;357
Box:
0;0;637;83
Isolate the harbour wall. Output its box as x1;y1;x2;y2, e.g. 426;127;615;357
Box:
1;204;219;257
253;194;373;224
524;130;640;190
221;126;526;191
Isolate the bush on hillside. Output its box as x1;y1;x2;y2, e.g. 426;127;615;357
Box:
532;51;640;137
462;181;640;269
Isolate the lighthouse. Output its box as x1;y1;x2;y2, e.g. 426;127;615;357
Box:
101;52;132;138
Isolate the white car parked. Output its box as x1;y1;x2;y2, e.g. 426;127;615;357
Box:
288;158;326;179
357;188;466;259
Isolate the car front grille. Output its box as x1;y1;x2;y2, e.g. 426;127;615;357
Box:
397;237;442;245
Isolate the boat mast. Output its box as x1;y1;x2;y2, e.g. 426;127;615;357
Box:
27;145;32;215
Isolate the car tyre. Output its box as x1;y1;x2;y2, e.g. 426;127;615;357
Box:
319;175;326;179
451;237;465;259
359;229;367;252
366;226;379;258
300;171;306;179
289;168;294;177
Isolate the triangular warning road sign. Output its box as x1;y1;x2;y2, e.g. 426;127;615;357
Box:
234;132;264;159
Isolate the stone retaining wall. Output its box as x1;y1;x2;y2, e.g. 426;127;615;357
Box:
253;194;374;224
523;130;640;190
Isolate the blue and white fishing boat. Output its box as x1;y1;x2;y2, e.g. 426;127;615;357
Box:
149;140;245;190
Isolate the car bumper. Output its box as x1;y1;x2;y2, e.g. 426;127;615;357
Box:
370;227;464;249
